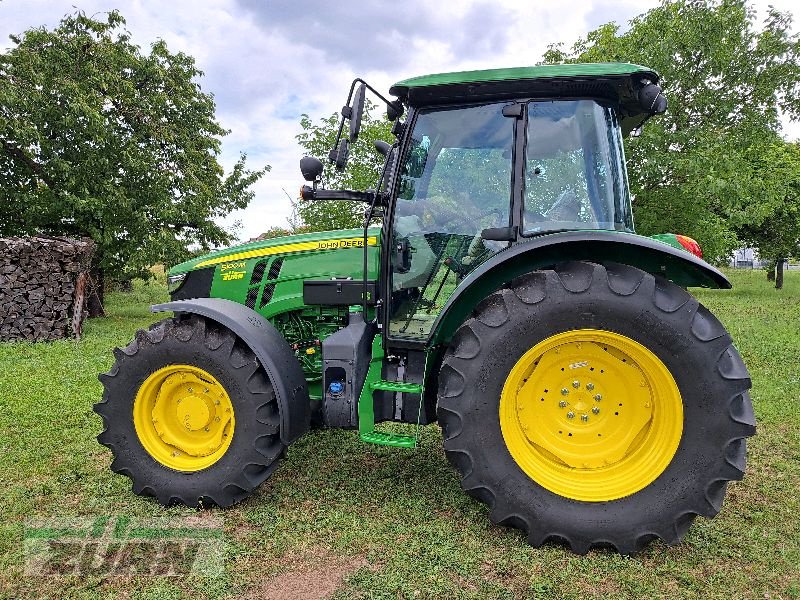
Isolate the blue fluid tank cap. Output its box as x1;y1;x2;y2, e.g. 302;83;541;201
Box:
328;381;344;395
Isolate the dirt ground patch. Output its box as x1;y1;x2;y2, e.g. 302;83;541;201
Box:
243;550;368;600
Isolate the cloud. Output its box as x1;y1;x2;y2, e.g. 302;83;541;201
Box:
235;0;514;72
584;1;643;32
2;0;796;241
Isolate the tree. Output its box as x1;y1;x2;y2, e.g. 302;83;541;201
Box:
739;140;800;288
0;11;268;313
294;99;392;232
543;0;800;263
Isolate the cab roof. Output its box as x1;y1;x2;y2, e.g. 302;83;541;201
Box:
389;63;660;134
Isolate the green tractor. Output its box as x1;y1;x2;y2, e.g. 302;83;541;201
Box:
96;63;755;554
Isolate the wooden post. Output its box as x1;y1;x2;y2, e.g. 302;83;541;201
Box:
72;271;88;339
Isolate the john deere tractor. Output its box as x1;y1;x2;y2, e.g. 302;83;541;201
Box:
96;63;755;554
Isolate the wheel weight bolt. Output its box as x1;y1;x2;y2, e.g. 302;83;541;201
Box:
567;411;575;419
561;388;569;396
581;414;589;422
572;380;580;388
559;400;567;408
594;394;602;401
592;406;600;415
586;383;594;391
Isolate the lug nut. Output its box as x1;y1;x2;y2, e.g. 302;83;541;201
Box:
567;411;575;419
187;387;193;393
594;394;602;401
581;414;589;422
561;388;569;395
572;380;580;389
586;383;595;391
559;400;567;408
592;406;600;415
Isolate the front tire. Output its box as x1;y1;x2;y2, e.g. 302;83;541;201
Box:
95;315;285;507
437;261;755;554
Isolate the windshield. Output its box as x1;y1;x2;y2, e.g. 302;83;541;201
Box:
389;102;513;338
523;100;632;234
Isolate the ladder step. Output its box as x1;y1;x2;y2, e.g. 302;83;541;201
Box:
360;431;417;448
369;380;423;394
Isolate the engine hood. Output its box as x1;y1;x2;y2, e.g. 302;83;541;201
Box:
169;227;381;276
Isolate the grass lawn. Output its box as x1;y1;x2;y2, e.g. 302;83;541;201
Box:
0;269;798;599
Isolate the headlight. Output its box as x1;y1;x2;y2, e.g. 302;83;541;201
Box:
167;272;187;293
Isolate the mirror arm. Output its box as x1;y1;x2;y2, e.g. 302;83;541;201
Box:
329;78;405;166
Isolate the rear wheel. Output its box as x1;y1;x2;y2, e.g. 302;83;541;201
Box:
437;261;755;554
95;315;285;507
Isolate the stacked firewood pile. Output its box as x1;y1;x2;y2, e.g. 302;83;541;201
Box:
0;237;95;341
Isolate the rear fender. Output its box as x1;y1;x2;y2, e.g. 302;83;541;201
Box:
152;298;310;444
428;231;730;346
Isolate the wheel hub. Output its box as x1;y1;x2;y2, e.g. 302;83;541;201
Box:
500;329;683;501
178;394;212;431
134;365;235;471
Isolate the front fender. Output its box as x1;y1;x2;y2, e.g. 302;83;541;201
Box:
152;298;310;445
429;230;729;345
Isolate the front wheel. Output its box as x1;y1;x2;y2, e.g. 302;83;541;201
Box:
437;261;755;554
95;315;285;507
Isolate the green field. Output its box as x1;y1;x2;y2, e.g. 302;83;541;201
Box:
0;269;798;599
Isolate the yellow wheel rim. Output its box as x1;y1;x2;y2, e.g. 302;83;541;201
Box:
133;365;235;472
499;329;683;502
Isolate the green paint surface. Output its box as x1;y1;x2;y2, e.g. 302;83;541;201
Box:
390;63;655;93
169;227;380;275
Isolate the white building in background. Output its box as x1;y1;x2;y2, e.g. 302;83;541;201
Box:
731;248;799;270
730;247;760;268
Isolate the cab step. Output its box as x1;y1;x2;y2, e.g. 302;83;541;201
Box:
360;430;417;448
358;336;424;448
361;380;422;447
369;380;423;394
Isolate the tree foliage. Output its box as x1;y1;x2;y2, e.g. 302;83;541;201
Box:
543;0;800;262
0;11;268;282
295;99;392;232
740;139;800;287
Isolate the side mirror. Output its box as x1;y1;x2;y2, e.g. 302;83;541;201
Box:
638;83;667;115
299;156;324;182
349;83;366;142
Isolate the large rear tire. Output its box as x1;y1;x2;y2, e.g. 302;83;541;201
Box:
95;315;285;507
437;261;755;554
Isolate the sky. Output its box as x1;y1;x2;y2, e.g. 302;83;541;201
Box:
2;0;798;242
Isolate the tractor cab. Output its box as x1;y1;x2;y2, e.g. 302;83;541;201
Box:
302;64;668;342
385;96;637;339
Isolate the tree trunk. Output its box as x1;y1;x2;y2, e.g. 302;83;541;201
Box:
775;258;785;290
87;266;106;317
